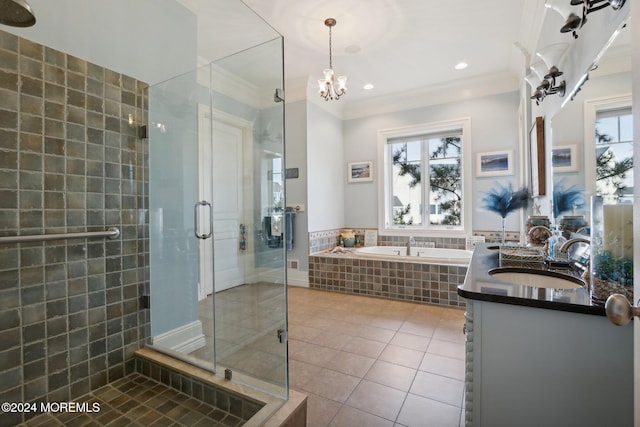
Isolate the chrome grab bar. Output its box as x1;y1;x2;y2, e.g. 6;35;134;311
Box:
193;200;213;240
0;227;120;244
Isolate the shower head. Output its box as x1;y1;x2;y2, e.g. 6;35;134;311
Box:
0;0;36;27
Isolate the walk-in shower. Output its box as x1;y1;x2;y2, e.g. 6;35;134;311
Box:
0;1;292;425
146;18;288;400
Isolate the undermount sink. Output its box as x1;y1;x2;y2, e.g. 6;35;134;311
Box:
488;267;585;289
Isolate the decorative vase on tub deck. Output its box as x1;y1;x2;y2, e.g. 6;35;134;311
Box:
340;230;356;247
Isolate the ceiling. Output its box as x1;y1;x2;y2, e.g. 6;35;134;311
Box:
177;0;631;116
181;0;541;108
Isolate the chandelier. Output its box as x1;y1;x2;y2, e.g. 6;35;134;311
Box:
318;18;347;101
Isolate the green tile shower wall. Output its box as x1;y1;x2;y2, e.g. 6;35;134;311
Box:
0;30;148;425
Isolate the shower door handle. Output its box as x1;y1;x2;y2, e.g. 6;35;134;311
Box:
194;201;213;240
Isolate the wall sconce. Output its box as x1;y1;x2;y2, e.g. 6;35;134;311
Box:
526;58;566;105
525;73;546;105
545;0;583;38
570;0;626;12
535;43;568;96
546;0;627;38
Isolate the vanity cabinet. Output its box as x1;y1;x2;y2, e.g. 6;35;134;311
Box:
459;244;633;427
464;299;632;427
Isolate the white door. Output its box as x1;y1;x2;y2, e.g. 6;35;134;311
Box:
198;106;253;298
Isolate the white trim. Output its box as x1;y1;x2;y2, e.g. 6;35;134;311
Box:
583;93;632;202
197;61;276;110
151;320;206;354
252;267;308;287
287;269;309;288
377;117;472;237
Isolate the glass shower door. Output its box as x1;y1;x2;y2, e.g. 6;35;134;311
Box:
148;65;216;367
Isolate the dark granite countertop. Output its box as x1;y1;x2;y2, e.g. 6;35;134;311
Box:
458;243;605;316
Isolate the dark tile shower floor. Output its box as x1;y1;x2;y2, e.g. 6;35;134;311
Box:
20;373;244;427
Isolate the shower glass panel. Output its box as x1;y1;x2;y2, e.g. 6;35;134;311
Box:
148;65;216;370
147;32;287;399
209;36;287;398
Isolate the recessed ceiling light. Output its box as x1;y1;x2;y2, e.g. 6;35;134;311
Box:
454;62;468;70
363;83;375;90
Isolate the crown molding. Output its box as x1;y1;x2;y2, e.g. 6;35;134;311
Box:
340;71;520;120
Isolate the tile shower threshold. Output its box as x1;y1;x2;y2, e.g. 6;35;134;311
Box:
135;348;306;427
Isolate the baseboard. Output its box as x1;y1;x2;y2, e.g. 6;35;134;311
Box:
287;268;309;288
151;320;206;354
252;267;309;288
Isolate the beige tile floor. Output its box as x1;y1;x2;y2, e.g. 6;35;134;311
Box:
288;287;466;427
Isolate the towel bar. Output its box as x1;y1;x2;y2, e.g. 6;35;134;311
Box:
0;227;120;244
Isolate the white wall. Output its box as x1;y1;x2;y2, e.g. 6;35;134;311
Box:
342;91;522;232
4;0;197;85
306;102;345;232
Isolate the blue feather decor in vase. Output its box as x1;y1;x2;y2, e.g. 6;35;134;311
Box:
482;183;530;244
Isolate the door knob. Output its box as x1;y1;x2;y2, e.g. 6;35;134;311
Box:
605;294;640;326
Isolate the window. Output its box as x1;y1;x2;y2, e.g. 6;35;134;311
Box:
378;118;471;236
595;107;633;204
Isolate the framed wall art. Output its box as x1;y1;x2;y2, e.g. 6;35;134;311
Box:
476;150;514;177
347;161;373;183
551;144;578;172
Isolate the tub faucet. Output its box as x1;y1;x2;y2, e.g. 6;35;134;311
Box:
558;237;590;254
406;236;413;256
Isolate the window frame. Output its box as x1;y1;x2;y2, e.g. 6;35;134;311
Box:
377;118;472;237
583;94;632;202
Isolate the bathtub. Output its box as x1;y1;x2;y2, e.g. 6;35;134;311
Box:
355;246;472;265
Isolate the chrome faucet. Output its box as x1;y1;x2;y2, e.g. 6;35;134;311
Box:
558;237;590;254
406;236;413;256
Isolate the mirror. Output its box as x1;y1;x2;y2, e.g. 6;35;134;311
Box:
549;21;632;237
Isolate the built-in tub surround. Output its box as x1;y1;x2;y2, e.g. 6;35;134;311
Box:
0;30;148;425
309;250;468;307
308;229;474;307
